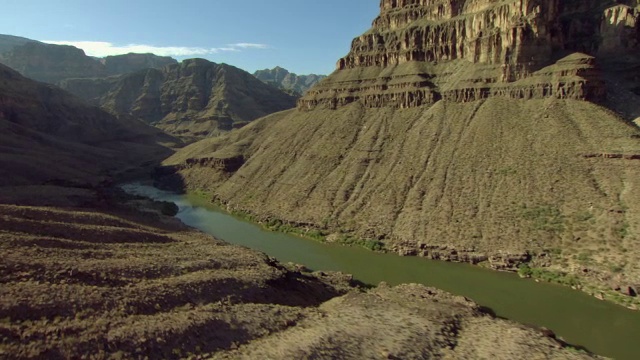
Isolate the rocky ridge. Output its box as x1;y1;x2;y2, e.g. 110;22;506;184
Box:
0;63;176;187
63;59;298;140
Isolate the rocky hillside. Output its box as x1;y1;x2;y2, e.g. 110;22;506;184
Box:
254;66;326;95
0;36;177;84
63;59;297;139
162;0;640;305
0;34;37;54
0;200;595;359
0;63;177;187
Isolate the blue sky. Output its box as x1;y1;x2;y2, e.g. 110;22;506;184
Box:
0;0;379;75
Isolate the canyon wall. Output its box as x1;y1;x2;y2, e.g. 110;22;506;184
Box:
299;0;639;110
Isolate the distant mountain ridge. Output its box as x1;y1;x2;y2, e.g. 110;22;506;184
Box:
62;59;297;140
0;34;37;54
0;34;295;140
0;62;176;186
253;66;326;95
0;34;177;84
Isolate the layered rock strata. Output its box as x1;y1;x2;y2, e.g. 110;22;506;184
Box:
299;0;639;110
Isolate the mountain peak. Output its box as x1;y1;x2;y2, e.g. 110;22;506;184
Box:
253;66;327;95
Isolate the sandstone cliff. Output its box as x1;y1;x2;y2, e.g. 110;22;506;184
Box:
163;0;640;304
72;59;298;139
299;0;639;110
254;66;326;95
102;52;177;75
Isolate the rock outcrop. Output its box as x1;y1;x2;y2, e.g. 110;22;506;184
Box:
299;0;639;110
254;66;326;95
74;59;297;139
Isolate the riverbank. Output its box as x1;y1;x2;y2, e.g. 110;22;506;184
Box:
123;182;640;359
0;184;600;359
176;187;640;312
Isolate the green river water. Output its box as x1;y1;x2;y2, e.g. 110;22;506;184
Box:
123;183;640;359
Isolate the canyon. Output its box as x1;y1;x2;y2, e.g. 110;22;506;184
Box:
0;56;592;359
3;0;640;358
162;0;640;308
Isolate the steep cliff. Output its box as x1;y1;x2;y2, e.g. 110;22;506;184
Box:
299;0;638;110
88;59;298;139
164;0;640;306
254;66;326;95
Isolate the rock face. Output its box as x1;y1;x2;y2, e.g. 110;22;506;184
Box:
299;0;639;110
0;39;177;84
254;66;326;95
164;0;640;293
70;59;298;139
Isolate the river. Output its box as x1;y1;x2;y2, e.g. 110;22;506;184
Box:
123;183;640;359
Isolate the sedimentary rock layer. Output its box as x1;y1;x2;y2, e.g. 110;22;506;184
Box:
299;0;639;110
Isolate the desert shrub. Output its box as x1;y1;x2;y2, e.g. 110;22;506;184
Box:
518;263;534;277
521;205;565;232
159;201;179;216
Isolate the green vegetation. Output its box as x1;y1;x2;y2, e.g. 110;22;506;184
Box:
573;211;593;222
517;264;581;287
264;218;327;241
576;251;593;264
521;205;565;233
335;234;385;251
618;221;630;239
496;166;517;175
609;263;624;273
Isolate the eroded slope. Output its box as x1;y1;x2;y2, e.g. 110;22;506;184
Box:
163;0;640;304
